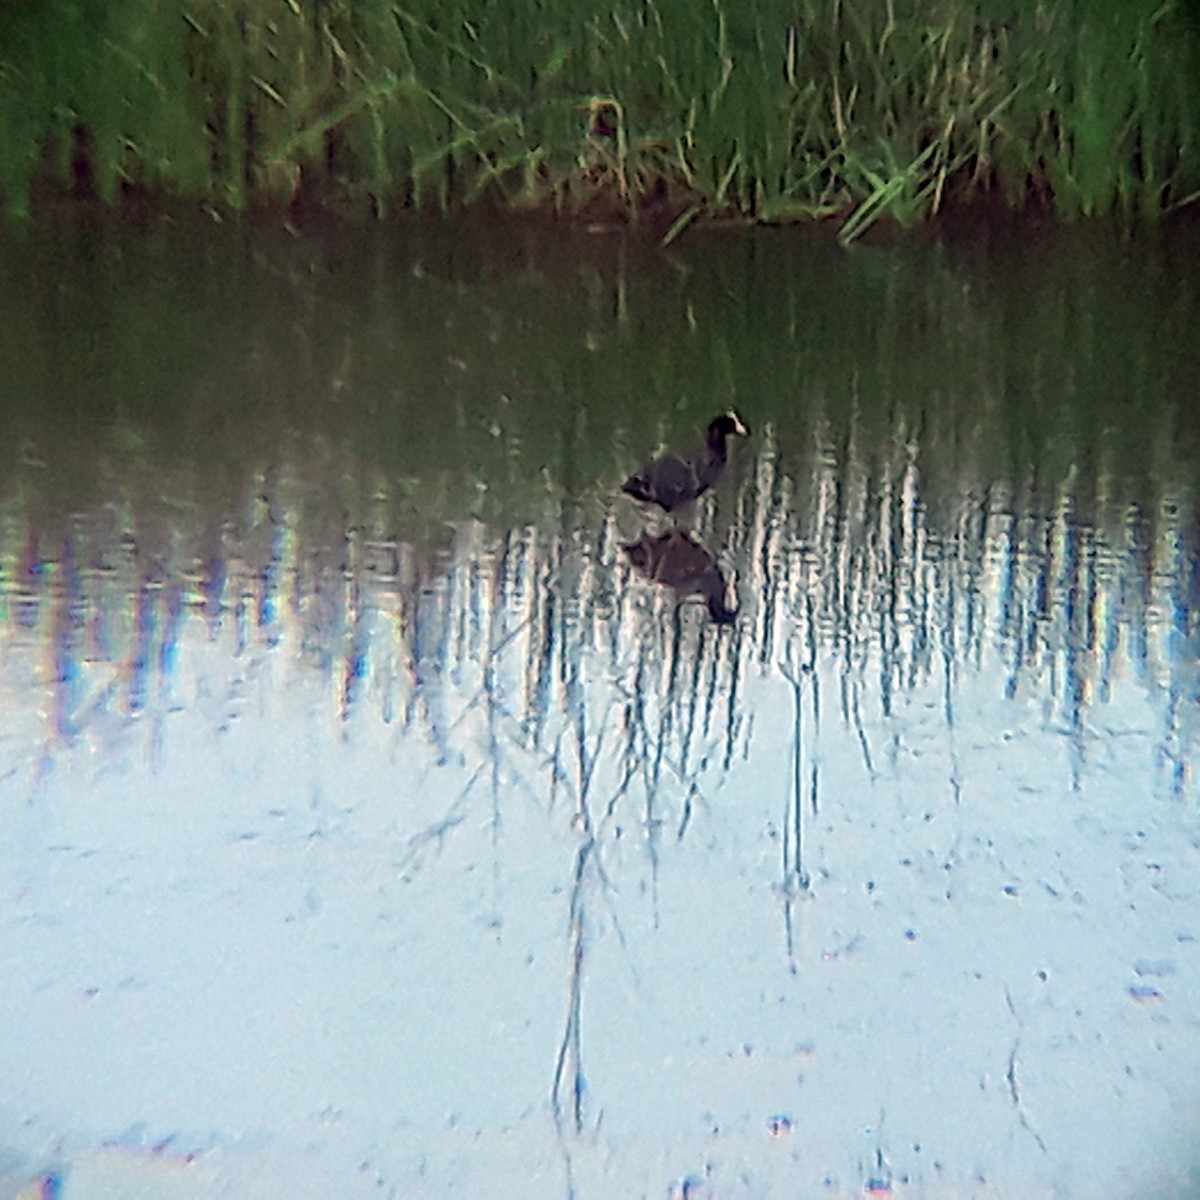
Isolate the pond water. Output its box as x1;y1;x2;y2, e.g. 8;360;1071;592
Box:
0;212;1199;1198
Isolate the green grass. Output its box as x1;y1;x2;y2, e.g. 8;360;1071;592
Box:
1;0;1198;237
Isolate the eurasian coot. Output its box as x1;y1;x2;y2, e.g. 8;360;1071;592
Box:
621;411;748;513
622;529;737;624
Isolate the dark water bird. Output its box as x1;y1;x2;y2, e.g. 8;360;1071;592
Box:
621;411;749;513
622;530;738;624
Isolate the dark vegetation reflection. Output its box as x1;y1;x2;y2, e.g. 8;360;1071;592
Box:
1;215;1199;1155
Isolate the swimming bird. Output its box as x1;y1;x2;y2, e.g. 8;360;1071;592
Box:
622;529;737;624
621;411;748;513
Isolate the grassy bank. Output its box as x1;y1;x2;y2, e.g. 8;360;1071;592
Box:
1;0;1198;239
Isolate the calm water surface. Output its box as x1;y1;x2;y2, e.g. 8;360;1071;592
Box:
0;215;1198;1198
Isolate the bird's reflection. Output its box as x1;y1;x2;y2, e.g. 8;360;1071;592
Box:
621;529;737;624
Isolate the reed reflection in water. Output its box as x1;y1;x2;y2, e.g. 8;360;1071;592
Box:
5;429;1193;801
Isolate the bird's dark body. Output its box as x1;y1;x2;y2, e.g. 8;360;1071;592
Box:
621;412;748;513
